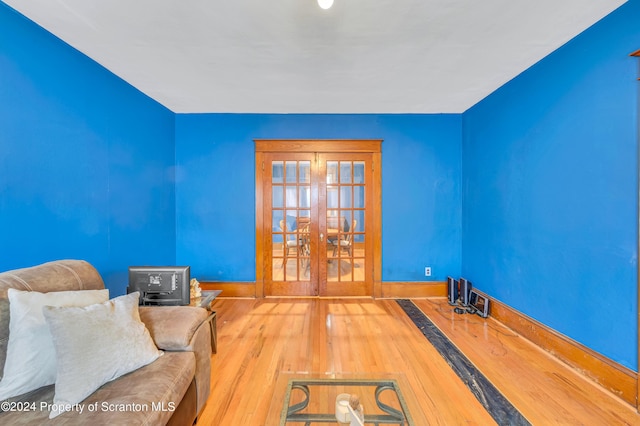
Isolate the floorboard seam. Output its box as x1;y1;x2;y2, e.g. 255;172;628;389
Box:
396;299;531;426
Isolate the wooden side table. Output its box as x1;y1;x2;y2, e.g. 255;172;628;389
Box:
190;290;221;354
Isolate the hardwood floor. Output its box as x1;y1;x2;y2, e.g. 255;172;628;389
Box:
196;297;639;425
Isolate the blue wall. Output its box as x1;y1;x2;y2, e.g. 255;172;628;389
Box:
462;0;640;370
0;5;177;295
175;114;462;282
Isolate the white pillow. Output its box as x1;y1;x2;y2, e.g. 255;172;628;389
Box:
43;292;162;419
0;289;109;401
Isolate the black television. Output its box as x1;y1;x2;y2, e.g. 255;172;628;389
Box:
447;276;459;305
459;278;472;307
127;266;190;306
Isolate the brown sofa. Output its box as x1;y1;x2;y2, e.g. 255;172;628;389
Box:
0;260;211;425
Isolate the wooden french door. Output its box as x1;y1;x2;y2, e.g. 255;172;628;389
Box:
255;140;381;297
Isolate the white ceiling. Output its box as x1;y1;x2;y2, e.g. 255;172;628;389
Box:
2;0;627;113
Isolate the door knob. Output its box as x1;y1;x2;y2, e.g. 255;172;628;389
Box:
320;233;324;242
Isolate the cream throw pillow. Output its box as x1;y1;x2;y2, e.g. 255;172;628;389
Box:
0;288;109;401
43;292;162;419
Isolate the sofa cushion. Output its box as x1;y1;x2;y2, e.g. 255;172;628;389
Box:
42;292;162;418
0;289;109;401
0;351;195;425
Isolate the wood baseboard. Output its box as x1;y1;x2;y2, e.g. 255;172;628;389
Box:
200;282;256;298
483;292;637;407
201;281;447;299
381;281;447;298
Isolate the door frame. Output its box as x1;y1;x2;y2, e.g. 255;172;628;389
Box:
255;139;382;298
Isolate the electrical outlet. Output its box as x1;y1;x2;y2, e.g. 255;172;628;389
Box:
424;267;431;277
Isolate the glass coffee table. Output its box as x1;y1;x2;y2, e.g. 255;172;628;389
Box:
270;373;418;425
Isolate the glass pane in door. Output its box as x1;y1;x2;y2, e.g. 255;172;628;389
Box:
340;186;352;208
340;161;352;183
299;162;311;183
354;161;365;184
272;161;284;183
327;161;339;184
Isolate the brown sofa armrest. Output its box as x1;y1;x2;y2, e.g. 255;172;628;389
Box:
139;306;208;350
138;306;211;415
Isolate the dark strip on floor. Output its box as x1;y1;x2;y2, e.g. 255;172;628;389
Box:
396;299;531;426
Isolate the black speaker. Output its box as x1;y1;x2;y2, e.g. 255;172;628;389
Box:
447;276;459;305
469;290;490;318
460;278;472;306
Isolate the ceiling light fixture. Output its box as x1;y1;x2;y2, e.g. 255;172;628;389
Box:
317;0;334;10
